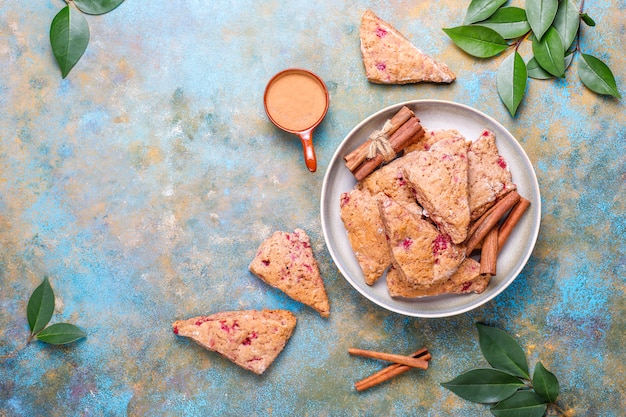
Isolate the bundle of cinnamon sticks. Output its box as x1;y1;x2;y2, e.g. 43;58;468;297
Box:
344;106;425;181
465;190;531;276
349;346;431;391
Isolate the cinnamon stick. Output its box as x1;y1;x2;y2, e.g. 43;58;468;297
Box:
479;226;499;275
344;106;415;172
465;191;521;256
348;348;429;369
497;197;530;253
353;117;424;181
354;348;430;392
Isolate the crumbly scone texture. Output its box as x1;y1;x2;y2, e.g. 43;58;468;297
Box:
405;128;463;154
402;135;471;244
468;130;517;221
340;190;391;285
359;9;456;84
172;310;297;375
357;150;423;217
378;195;465;286
387;258;489;298
249;229;330;318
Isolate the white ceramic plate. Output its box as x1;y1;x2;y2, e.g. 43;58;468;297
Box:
321;100;541;318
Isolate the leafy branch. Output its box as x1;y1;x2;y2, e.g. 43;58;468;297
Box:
50;0;125;78
443;0;621;117
442;323;568;417
0;277;86;359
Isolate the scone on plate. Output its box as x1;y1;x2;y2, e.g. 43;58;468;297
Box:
359;9;456;84
249;229;330;317
402;135;471;244
378;195;465;286
468;130;517;221
405;128;464;154
340;189;391;285
386;258;490;298
357;150;423;217
173;310;296;375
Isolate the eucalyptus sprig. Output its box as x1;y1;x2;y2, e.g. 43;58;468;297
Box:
1;277;86;359
443;0;621;116
50;0;125;78
442;323;566;417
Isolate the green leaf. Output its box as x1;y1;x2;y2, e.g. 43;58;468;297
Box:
578;53;622;98
27;277;55;336
580;13;596;27
564;51;574;70
464;0;508;24
475;7;531;39
527;57;553;79
490;390;548;417
553;0;580;49
73;0;125;16
441;368;525;403
443;26;508;58
533;362;560;402
497;52;527;117
525;0;559;40
50;5;90;78
36;323;86;345
532;26;565;77
476;323;530;378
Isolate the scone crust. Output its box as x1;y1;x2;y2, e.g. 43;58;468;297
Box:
249;229;330;317
378;195;465;286
359;9;456;84
173;310;297;375
468;130;517;221
340;189;391;285
403;135;471;244
387;258;490;298
357;150;423;217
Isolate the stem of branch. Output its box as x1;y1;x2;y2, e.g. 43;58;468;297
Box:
512;30;531;52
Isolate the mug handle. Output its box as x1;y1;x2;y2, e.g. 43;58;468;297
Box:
297;129;317;172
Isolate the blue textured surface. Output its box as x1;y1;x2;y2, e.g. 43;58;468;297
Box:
1;1;624;416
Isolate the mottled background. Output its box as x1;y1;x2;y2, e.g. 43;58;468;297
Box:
1;0;624;416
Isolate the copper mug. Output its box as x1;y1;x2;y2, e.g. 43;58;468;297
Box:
264;68;329;172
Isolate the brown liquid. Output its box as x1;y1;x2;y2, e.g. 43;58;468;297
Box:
265;71;327;131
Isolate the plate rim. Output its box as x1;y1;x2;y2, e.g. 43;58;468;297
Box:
320;99;541;318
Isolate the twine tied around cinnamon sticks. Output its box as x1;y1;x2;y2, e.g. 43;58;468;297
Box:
343;106;425;181
366;119;395;162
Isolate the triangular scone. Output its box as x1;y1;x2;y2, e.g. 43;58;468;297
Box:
468;130;517;221
173;310;296;375
340;190;391;285
387;258;490;298
403;135;471;244
378;195;465;286
249;229;330;317
405;128;463;154
357;150;423;216
359;9;456;84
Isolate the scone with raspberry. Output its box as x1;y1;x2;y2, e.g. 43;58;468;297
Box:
173;310;296;375
340;189;391;285
386;258;490;298
402;135;471;244
249;229;330;317
359;9;456;84
468;129;517;221
378;195;465;286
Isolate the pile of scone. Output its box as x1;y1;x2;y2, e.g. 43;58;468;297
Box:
340;127;517;298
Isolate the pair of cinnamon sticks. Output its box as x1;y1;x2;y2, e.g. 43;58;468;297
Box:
349;347;431;391
465;190;531;276
343;106;425;181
